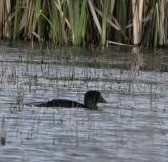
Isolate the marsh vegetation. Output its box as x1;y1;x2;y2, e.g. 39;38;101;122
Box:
0;0;167;47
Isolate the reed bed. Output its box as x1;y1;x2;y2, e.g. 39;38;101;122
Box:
0;0;167;47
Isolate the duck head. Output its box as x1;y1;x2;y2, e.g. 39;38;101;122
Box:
84;90;106;109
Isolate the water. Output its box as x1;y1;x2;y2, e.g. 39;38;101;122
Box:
0;45;168;162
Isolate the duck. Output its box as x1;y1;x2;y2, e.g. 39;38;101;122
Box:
35;90;106;110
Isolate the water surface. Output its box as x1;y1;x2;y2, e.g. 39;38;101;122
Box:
0;45;168;162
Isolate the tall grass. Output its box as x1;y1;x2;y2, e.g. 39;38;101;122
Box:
50;0;67;44
0;0;167;47
101;0;111;46
66;0;87;45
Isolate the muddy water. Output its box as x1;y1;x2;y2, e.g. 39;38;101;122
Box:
0;45;168;162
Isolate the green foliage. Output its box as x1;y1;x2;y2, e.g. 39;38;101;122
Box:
0;0;167;47
66;0;87;45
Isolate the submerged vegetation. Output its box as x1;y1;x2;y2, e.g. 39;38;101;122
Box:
0;0;167;47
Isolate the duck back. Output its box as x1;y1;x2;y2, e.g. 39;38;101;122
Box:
36;99;85;108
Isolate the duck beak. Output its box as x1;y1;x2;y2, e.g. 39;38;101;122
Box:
99;96;107;103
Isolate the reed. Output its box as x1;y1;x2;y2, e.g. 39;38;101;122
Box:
13;0;22;40
66;0;87;45
0;0;4;39
132;0;143;45
157;0;165;46
0;0;167;47
50;0;66;44
114;0;127;43
101;0;111;46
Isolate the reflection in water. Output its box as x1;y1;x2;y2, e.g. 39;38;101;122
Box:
0;46;168;161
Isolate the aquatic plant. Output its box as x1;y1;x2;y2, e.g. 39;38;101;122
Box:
0;0;167;47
